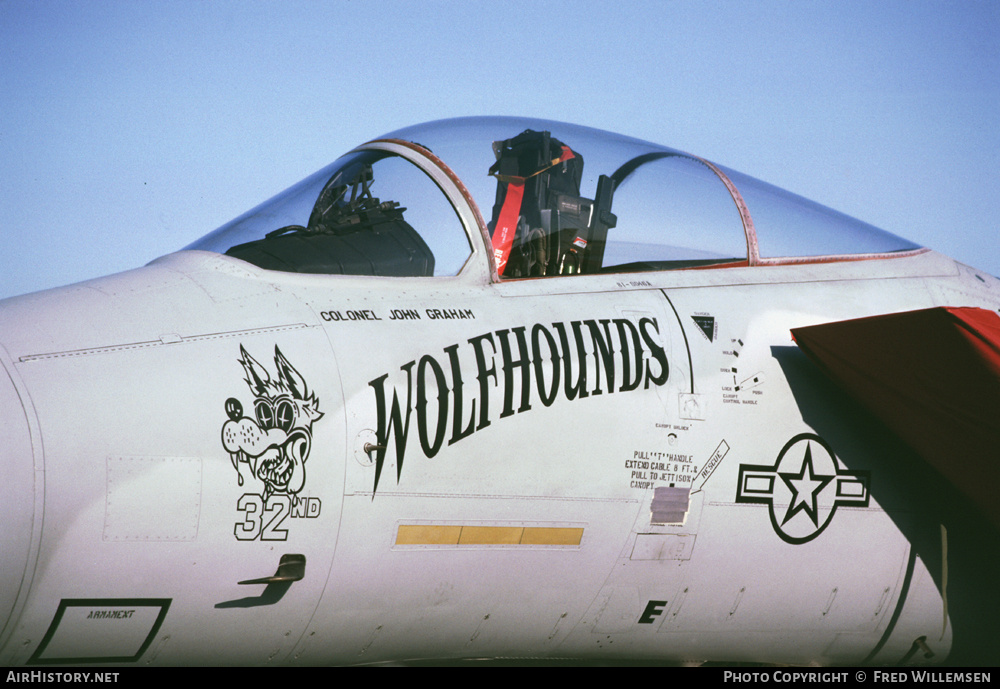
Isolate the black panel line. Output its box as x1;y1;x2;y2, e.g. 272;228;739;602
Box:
659;289;694;394
862;546;917;665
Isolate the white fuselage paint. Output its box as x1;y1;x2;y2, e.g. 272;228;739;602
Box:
0;245;993;666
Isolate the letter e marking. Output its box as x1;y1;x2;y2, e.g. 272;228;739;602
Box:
638;599;668;624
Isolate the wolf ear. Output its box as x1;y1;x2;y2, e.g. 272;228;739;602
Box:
239;345;271;396
274;346;308;400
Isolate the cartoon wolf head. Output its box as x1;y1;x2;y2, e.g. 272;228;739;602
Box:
221;345;323;497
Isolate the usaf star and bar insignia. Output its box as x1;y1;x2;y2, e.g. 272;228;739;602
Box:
735;433;870;544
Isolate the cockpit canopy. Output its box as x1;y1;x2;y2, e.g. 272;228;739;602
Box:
186;117;922;278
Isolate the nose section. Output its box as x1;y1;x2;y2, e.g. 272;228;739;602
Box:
0;357;37;645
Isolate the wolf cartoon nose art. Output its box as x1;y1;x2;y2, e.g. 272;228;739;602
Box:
221;345;323;498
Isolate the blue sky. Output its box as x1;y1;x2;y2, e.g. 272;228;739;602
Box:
2;0;997;298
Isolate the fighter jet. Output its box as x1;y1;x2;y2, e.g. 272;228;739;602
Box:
1;117;997;666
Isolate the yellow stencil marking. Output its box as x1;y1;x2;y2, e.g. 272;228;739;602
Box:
395;524;462;545
458;526;523;545
395;524;584;546
521;527;584;545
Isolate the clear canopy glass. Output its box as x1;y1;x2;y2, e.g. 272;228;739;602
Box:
186;116;922;278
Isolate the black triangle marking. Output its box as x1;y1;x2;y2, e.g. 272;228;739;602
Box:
691;315;715;342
